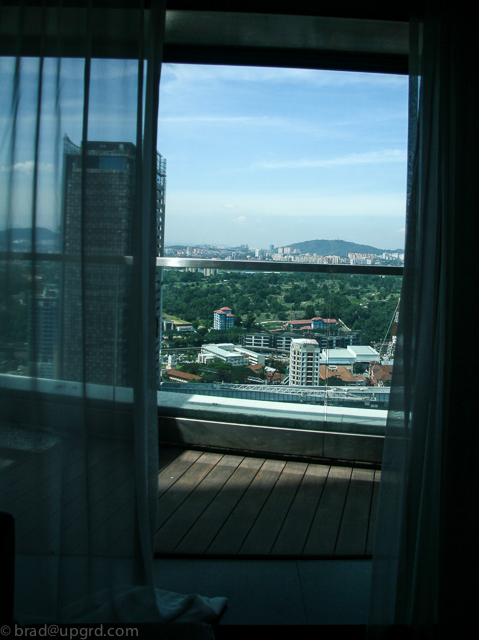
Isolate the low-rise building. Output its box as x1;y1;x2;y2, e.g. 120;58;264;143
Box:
319;348;356;370
346;345;381;363
166;369;202;383
175;321;195;332
311;317;338;329
271;332;295;351
233;346;266;366
284;319;312;330
371;364;394;386
315;332;363;349
241;333;272;349
198;343;248;366
319;365;366;386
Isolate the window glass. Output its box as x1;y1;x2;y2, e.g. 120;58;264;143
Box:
158;64;408;253
156;65;407;454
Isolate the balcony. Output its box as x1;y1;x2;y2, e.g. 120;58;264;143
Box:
1;255;397;561
1;395;379;560
155;444;380;558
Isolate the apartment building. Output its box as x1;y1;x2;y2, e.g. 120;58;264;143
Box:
213;306;235;330
289;338;322;386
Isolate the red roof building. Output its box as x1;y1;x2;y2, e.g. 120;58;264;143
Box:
166;369;202;383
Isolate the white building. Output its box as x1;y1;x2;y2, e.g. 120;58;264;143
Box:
318;345;380;370
198;343;248;366
233;346;266;366
346;345;381;363
319;348;356;369
289;338;321;386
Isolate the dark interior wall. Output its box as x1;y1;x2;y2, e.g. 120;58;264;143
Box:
3;1;422;20
2;0;477;634
439;5;479;637
165;1;422;21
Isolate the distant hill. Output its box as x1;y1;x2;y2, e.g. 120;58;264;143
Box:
0;227;59;242
285;239;402;257
0;227;60;251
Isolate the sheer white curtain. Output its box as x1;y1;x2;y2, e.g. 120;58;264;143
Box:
0;0;225;624
368;1;477;636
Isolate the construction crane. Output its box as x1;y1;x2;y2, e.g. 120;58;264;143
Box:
267;365;279;384
367;361;379;387
384;299;400;364
367;298;400;386
379;298;400;364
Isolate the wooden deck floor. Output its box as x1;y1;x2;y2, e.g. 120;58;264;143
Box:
155;447;381;557
1;429;136;556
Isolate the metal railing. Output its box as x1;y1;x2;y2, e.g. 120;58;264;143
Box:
0;252;403;276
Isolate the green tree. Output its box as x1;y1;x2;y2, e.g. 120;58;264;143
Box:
303;304;316;319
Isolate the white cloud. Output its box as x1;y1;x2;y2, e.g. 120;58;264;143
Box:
0;161;54;173
161;63;407;90
254;149;407;170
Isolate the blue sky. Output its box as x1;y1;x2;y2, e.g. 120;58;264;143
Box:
1;59;408;252
158;64;409;251
0;57;141;233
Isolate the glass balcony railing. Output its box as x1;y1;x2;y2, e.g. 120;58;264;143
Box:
0;252;402;462
155;257;402;461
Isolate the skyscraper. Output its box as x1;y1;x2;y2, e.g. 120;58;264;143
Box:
28;284;60;379
60;136;166;387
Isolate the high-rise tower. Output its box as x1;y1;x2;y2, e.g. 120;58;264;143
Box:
28;284;60;379
60;136;166;387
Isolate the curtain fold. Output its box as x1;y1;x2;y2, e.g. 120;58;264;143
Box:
0;0;225;624
368;1;459;636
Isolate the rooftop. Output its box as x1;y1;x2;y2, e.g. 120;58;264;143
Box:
166;369;201;382
287;319;312;326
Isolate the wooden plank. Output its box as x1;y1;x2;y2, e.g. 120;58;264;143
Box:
9;438;130;543
158;446;184;472
156;452;223;529
6;436;111;515
18;454;136;545
271;462;329;555
3;441;77;503
173;456;264;555
155;454;243;553
17;469;136;555
302;466;352;555
335;467;375;555
207;459;285;555
239;461;307;555
75;479;137;555
366;469;381;555
105;523;135;557
157;449;203;499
